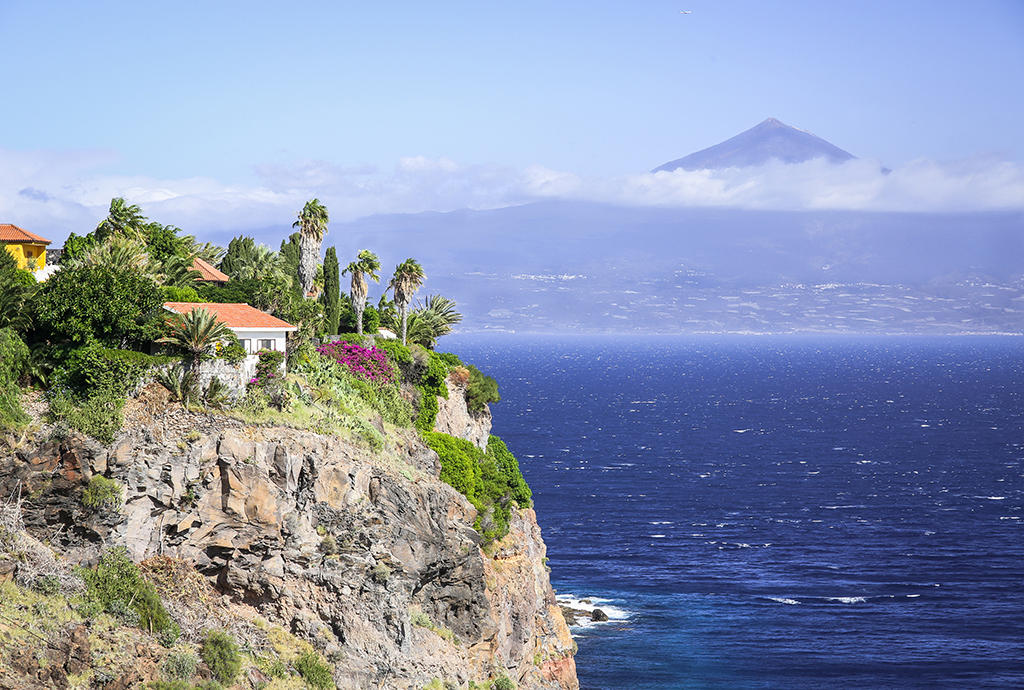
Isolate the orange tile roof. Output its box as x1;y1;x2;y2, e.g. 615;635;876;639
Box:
163;303;297;330
191;256;230;282
0;224;51;244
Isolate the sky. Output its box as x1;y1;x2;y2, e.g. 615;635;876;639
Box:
1;0;1022;245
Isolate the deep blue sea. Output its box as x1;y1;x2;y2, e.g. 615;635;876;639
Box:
444;334;1024;690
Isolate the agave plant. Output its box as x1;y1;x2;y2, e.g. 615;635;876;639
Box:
155;364;198;405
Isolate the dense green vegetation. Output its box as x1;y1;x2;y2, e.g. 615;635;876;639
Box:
422;430;532;543
78;547;177;640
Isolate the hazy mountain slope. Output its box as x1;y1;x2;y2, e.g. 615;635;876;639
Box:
653;117;857;172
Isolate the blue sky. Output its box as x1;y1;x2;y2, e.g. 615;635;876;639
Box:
1;0;1022;243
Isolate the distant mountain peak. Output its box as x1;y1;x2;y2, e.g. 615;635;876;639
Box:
653;118;857;173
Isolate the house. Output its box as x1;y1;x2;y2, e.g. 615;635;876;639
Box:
1;224;51;272
163;302;297;382
191;256;230;286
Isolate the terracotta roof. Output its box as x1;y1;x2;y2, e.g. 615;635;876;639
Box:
191;256;230;282
163;303;297;330
0;224;51;245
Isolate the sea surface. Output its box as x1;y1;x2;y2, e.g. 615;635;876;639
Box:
443;334;1024;690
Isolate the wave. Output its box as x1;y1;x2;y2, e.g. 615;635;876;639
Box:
556;594;632;627
769;597;801;605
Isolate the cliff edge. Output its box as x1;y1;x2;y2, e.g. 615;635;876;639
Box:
0;388;577;690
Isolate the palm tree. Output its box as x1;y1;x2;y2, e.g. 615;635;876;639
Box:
387;259;426;345
95;197;148;243
405;294;463;349
292;199;329;299
65;235;164;283
342;250;381;336
157;307;233;373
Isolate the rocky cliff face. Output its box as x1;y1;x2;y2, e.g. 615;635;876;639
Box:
0;390;576;690
434;378;491;450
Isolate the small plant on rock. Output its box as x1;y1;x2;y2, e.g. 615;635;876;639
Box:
294;650;335;690
82;475;124;512
200;630;241;686
493;675;516;690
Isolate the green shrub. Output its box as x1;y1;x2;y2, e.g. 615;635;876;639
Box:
0;328;29;432
162;651;198;681
82;475;124;512
465;365;500;413
215;332;247;365
0;327;28;386
493;676;515;690
487;436;532;508
147;681;191;690
160;285;201;303
78;547;175;635
423;432;533;543
294;650;335;690
371;562;391;584
415;388;439;432
47;386;125;444
423;432;481;498
200;630;241;686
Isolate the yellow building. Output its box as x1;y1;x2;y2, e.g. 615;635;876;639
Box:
0;224;52;271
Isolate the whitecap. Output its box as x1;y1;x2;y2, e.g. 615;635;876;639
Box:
769;597;800;605
650;534;667;538
828;596;867;604
556;595;631;624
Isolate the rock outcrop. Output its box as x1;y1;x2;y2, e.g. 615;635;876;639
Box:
434;378;491;450
0;406;576;689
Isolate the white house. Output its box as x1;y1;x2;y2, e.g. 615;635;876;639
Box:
162;302;297;382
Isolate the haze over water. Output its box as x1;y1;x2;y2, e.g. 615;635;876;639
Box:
446;334;1024;689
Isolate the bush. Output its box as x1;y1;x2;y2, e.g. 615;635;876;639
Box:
316;341;396;384
493;676;516;690
415;390;439;433
47;386;125;444
79;547;175;635
294;650;335;690
465;365;499;413
200;630;241;686
82;475;124;512
487;436;532;508
215;332;247;365
423;432;481;498
423;432;533;543
162;651;199;681
0;328;29;431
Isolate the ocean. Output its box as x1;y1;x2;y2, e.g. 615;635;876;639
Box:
443;334;1024;690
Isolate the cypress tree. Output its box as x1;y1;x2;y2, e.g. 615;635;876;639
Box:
322;247;341;336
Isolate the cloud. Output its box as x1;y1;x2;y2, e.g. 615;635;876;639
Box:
2;147;1021;247
524;155;1024;213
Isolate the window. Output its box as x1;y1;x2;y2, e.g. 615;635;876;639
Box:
241;339;251;353
258;339;275;351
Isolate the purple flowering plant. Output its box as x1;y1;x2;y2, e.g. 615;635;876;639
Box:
316;341;396;384
249;349;286;389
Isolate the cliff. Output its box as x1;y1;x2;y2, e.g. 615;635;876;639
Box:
0;388;577;690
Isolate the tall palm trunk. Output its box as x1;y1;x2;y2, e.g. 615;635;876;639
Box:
352;273;368;335
298;232;320;298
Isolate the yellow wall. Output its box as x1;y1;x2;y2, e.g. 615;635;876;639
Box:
3;243;47;271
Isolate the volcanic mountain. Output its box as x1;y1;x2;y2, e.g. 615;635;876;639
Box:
653;117;857;172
